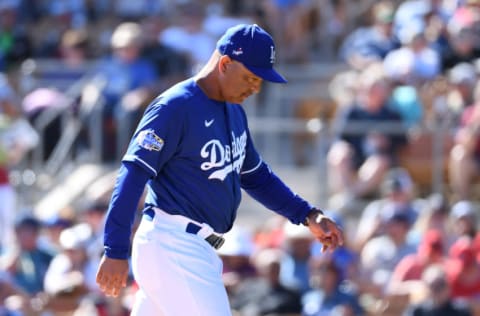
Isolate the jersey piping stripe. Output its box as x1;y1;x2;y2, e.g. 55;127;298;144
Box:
124;155;157;176
241;159;262;174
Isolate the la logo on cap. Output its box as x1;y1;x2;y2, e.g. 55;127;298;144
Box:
270;46;276;64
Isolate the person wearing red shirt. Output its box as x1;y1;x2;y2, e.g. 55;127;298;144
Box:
445;236;480;299
387;229;446;297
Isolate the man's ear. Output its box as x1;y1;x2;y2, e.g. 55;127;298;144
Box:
219;55;232;73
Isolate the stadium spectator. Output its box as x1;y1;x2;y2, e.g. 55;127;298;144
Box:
47;0;88;28
252;214;288;250
445;62;478;123
43;223;99;299
448;78;480;199
441;9;480;71
202;1;256;39
230;247;302;315
78;201;107;262
217;226;257;296
408;192;451;245
0;0;32;71
388;84;424;128
0;270;34;316
328;69;359;110
279;221;315;295
387;229;446;297
383;22;441;86
261;0;318;63
158;3;216;74
95;21;158;161
33;1;87;58
113;0;166;21
14;0;42;26
2;216;53;295
339;1;399;71
445;236;480;300
302;256;364;316
393;0;452;42
354;167;420;250
449;200;478;240
327;64;408;210
38;213;74;255
58;28;91;73
311;212;359;283
42;222;119;315
403;264;473;316
359;207;416;292
139;15;190;91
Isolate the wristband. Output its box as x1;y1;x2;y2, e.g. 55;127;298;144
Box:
302;208;324;226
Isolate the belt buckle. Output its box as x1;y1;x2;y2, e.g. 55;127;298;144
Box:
206;234;225;250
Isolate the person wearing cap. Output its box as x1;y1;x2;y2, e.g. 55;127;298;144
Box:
302;256;364;316
387;229;446;298
43;223;97;296
95;23;343;315
445;62;477;119
95;21;159;161
3;216;53;295
279;221;316;295
450;200;478;239
359;205;417;292
353;167;419;251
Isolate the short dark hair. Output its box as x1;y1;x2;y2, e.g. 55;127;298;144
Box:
15;216;42;231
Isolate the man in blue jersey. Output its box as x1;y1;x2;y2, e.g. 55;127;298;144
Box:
95;23;344;315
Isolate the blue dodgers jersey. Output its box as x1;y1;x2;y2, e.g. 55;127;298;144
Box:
123;78;262;233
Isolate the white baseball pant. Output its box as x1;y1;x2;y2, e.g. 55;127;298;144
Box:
130;208;232;316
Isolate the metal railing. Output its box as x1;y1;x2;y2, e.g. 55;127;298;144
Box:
41;75;107;176
16;59;107;199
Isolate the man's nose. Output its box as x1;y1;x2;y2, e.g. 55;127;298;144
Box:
250;82;262;94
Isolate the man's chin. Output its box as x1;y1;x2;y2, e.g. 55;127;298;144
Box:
229;95;249;104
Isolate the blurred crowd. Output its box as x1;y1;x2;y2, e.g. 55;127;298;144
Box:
0;0;480;315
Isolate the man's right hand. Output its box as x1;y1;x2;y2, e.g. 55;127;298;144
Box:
95;255;130;297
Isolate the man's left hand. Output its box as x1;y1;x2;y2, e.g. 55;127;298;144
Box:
305;210;344;252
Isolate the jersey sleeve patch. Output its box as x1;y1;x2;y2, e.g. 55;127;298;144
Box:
136;129;164;152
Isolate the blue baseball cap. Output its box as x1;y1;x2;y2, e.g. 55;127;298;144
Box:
216;24;287;83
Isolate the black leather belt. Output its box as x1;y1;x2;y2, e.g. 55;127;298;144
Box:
143;208;225;250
